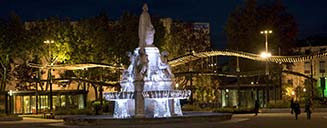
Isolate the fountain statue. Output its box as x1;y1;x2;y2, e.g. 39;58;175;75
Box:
104;3;191;118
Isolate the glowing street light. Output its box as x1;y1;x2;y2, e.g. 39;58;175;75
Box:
44;40;55;64
260;52;272;59
260;30;272;53
260;30;272;75
43;40;54;44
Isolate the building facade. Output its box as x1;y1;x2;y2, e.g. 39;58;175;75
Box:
287;39;327;99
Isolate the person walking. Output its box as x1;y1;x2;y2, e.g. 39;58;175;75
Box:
293;101;301;120
254;100;260;116
290;98;295;114
305;98;313;120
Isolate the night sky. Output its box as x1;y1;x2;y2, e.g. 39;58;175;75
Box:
1;0;327;49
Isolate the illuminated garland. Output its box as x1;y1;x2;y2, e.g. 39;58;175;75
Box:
168;50;327;67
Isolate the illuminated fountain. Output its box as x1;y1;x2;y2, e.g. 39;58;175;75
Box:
104;4;191;118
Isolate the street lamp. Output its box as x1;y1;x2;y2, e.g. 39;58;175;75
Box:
260;30;272;53
260;52;272;58
44;40;54;112
260;30;272;75
260;30;272;107
44;40;55;64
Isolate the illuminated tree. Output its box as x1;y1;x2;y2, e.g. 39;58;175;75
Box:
0;12;30;91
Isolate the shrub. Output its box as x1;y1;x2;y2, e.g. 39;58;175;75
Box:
102;101;114;113
54;109;68;115
92;100;102;115
213;107;254;114
54;108;92;115
182;104;202;111
0;114;18;117
212;107;234;113
266;100;290;108
75;109;93;115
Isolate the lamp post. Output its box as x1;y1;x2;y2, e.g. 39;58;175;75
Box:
44;40;54;111
7;90;13;114
236;55;241;107
260;30;272;106
260;30;272;75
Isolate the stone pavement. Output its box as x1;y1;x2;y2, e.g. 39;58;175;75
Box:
1;112;327;128
0;117;63;128
261;108;327;113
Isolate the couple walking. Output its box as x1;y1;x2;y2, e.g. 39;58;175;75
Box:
290;98;313;120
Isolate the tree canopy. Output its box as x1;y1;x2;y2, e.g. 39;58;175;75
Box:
225;0;298;54
0;11;211;91
224;0;298;71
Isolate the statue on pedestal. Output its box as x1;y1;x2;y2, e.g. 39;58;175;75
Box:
139;3;155;47
104;3;188;119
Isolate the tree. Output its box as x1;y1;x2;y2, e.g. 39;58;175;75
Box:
224;0;298;71
0;18;7;91
161;21;211;60
111;12;139;65
0;12;30;91
159;19;213;103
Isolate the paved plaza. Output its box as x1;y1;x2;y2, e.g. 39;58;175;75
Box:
1;112;327;128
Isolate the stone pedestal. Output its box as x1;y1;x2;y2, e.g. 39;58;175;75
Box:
134;81;144;118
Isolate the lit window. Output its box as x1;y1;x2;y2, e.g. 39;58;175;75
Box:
304;62;310;74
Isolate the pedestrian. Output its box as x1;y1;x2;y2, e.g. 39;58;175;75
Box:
254;100;260;116
305;98;313;120
293;101;301;120
290;98;295;114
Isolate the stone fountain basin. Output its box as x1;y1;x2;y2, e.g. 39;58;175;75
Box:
63;112;232;126
103;90;191;100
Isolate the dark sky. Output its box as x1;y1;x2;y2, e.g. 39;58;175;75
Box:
1;0;327;49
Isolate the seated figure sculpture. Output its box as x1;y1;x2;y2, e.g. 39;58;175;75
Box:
158;51;174;79
134;48;149;81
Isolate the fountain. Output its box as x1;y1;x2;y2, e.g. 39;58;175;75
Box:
104;3;191;118
63;4;232;126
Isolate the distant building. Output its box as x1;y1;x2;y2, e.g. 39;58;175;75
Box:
286;37;327;99
218;37;327;108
